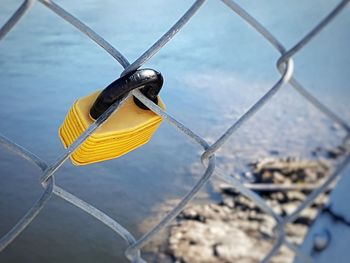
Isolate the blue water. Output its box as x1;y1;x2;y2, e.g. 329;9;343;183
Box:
0;0;349;262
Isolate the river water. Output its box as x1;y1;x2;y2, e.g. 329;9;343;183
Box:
0;0;349;262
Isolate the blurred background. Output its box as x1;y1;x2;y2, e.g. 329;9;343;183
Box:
0;0;349;262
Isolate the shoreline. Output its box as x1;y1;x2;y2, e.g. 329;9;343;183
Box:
142;145;347;263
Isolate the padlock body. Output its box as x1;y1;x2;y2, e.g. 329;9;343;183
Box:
59;91;165;165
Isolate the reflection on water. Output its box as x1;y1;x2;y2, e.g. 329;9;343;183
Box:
0;0;349;262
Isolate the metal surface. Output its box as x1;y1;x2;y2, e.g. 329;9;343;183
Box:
0;0;349;262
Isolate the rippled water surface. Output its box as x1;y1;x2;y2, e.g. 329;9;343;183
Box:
0;0;349;262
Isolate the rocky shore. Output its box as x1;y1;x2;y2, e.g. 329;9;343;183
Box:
143;145;347;263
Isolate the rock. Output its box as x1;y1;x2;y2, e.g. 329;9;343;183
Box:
252;158;329;185
169;219;268;263
259;223;274;237
221;196;235;209
234;196;257;210
281;202;299;215
220;185;240;197
286;191;306;202
145;153;336;262
270;192;288;203
326;146;347;159
312;194;329;207
272;172;286;184
270;203;283;215
294;208;319;225
285;223;308;244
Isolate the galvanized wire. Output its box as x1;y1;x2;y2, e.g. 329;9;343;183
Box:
0;0;349;262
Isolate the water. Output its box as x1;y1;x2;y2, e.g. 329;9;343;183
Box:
0;0;349;262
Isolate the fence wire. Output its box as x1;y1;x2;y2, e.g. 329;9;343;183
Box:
0;0;349;262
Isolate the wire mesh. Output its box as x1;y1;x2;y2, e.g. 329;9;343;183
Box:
0;0;349;262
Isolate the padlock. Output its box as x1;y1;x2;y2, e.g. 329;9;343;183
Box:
59;69;166;166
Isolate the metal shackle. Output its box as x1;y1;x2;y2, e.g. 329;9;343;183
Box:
90;69;163;119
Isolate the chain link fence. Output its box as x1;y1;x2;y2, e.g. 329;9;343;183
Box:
0;0;349;262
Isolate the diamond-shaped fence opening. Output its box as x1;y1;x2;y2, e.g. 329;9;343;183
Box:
0;0;349;262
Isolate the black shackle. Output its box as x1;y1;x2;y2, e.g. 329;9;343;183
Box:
89;69;163;119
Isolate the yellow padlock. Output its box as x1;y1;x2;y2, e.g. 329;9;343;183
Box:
59;69;165;166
